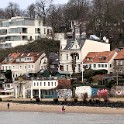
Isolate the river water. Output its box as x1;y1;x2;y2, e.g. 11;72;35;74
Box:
0;111;123;124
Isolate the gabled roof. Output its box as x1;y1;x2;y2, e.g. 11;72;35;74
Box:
83;50;116;64
114;48;124;60
57;79;71;89
1;52;21;64
1;52;43;64
63;38;85;50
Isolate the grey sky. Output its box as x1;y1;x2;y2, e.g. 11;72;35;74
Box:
0;0;68;10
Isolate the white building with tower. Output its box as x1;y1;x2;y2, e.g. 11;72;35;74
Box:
58;35;110;75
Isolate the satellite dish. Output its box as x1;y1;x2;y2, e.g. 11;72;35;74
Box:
103;36;106;41
105;39;109;43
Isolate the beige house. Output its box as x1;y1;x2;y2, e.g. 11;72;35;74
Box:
114;48;124;75
83;50;118;74
1;52;47;81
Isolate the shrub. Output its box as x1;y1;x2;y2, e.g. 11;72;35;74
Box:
83;93;88;102
73;97;78;102
53;98;58;104
35;97;40;102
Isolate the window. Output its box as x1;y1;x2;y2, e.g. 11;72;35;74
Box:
44;28;46;34
110;64;112;68
98;64;100;68
51;82;53;86
44;82;46;86
93;64;96;68
78;64;80;72
55;82;57;86
105;64;107;68
77;55;79;60
120;60;123;65
34;82;35;86
102;64;104;68
89;64;91;68
37;82;38;86
48;82;50;86
66;54;68;60
66;65;68;71
40;82;42;86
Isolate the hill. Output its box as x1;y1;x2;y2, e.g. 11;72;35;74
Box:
0;38;60;62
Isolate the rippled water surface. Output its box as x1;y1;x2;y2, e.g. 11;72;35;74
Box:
0;112;123;124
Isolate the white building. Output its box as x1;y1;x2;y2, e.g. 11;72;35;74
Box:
30;79;58;99
59;37;110;74
83;50;117;74
0;16;52;47
1;52;47;81
0;82;14;97
13;79;58;99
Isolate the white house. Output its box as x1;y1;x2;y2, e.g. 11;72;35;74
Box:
13;79;58;99
83;50;117;73
1;52;47;81
0;82;14;98
0;16;52;47
59;37;110;74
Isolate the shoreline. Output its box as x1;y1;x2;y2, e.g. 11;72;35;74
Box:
0;102;124;115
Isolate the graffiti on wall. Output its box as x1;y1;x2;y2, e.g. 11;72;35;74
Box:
110;86;124;96
57;89;72;98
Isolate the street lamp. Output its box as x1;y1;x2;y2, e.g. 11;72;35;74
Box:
70;52;79;98
70;52;79;74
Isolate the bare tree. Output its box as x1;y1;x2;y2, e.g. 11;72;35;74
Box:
47;4;65;32
4;2;21;18
35;0;53;25
26;3;36;18
0;8;6;19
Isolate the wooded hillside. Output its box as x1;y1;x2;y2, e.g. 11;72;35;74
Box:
0;38;60;62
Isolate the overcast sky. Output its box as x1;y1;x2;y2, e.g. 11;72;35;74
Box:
0;0;68;10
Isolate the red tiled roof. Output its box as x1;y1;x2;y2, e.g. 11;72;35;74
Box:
1;52;43;64
57;79;71;89
114;48;124;60
83;50;116;64
1;52;21;64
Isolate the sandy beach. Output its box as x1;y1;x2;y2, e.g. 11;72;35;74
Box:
0;102;124;114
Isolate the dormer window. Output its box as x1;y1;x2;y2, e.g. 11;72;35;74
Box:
99;56;106;61
86;57;93;61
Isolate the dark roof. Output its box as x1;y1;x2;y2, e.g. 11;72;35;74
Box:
63;38;85;50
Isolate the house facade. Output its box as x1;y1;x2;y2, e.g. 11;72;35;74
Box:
0;16;52;47
1;52;47;81
114;48;124;75
59;37;110;74
83;50;117;74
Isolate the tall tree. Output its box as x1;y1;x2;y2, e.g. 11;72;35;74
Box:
26;3;36;18
47;4;65;32
35;0;53;25
4;2;21;18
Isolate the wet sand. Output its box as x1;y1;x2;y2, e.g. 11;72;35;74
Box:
0;102;124;114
